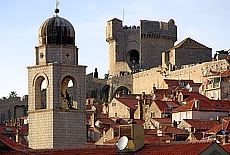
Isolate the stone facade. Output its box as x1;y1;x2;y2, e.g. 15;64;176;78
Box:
162;37;212;69
0;96;27;124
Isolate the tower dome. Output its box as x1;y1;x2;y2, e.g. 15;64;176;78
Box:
38;15;75;46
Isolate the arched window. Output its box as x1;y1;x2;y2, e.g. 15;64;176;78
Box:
114;86;129;98
35;76;47;110
61;76;77;109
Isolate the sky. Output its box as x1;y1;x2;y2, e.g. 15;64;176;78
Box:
0;0;230;98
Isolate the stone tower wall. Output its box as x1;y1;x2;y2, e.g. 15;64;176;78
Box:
140;20;177;69
29;109;86;149
36;45;78;66
174;48;212;69
106;18;177;77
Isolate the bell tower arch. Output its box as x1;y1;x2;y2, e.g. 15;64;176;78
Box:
28;7;86;149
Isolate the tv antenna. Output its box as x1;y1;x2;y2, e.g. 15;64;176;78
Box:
55;0;60;16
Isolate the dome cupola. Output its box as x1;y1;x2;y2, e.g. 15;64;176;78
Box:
38;9;75;46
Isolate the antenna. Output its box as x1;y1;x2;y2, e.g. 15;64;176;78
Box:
122;8;125;23
117;136;128;151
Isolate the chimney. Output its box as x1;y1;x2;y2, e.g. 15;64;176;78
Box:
117;124;144;153
91;112;95;128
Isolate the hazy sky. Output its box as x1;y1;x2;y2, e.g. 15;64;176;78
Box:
0;0;230;98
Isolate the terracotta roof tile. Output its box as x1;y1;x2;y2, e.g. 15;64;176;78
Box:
28;145;119;155
219;68;230;77
164;79;202;87
144;135;172;144
0;134;30;152
181;92;209;102
145;126;189;135
136;141;216;155
222;143;230;154
173;98;229;112
116;98;138;110
183;119;221;131
151;118;172;124
206;120;230;134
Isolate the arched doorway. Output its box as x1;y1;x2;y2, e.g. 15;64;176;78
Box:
127;50;140;73
114;86;130;98
61;76;77;109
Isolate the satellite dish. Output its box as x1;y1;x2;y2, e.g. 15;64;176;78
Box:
202;70;207;76
185;83;190;90
152;94;156;99
117;136;128;151
95;121;100;127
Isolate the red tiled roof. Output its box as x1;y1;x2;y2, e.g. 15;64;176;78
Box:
164;79;202;87
136;141;218;155
219;68;230;77
222;143;230;154
153;100;171;112
154;89;171;100
181;92;209;102
173;98;229;112
144;135;172;144
166;101;180;108
183;119;221;131
151;118;172;124
28;145;119;155
116;98;138;110
206;120;230;134
0;134;30;152
145;126;189;135
97;118;118;128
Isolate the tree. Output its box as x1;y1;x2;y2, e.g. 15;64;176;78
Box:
9;91;18;98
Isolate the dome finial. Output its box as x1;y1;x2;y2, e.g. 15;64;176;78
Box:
54;0;60;16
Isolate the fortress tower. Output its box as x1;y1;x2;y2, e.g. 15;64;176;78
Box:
106;18;177;76
27;8;86;149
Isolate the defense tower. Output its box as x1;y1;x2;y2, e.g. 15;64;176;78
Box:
106;18;177;76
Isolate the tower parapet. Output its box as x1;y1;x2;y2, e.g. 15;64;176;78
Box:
106;18;177;77
140;19;177;42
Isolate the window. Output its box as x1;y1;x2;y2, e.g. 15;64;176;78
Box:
112;102;116;106
4;128;13;132
150;112;155;118
115;113;117;117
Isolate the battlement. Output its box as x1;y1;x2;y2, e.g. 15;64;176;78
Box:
123;25;140;29
140;19;177;42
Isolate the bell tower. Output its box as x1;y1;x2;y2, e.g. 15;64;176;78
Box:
27;6;86;149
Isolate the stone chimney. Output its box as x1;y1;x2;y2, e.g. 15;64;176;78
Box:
117;123;144;153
